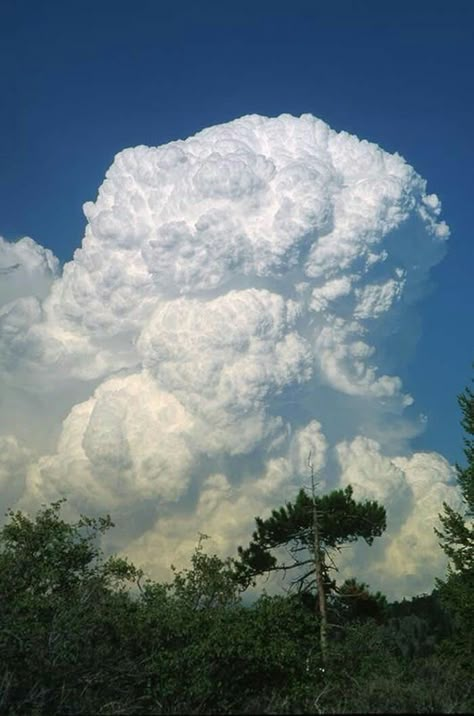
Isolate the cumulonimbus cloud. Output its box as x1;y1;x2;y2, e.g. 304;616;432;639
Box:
0;113;459;598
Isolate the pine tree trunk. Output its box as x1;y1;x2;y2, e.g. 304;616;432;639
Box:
313;496;328;666
310;456;328;668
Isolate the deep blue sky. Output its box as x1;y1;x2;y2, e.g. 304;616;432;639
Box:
1;0;472;463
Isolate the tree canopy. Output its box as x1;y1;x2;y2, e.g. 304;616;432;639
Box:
436;369;474;641
234;484;386;593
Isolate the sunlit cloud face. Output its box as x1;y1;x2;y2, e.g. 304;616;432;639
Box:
0;114;459;598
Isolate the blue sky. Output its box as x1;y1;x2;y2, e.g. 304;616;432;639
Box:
1;0;472;463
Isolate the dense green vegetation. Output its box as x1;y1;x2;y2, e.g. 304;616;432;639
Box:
0;374;473;714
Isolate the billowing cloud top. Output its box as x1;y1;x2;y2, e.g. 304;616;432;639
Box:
0;114;458;598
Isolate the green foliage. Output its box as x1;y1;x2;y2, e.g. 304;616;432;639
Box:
300;621;473;714
457;378;474;514
0;500;142;714
436;372;474;569
385;590;454;658
436;370;474;647
0;434;471;715
137;589;323;713
320;649;473;714
329;577;388;625
0;505;325;714
135;543;324;713
235;485;386;593
167;533;241;609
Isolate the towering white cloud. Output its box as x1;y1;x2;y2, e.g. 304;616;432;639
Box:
0;114;458;598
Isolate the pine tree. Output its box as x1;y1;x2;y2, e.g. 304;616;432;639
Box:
234;480;386;667
235;484;385;590
436;369;474;638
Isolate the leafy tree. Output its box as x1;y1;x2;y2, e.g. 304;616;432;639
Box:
168;533;241;609
0;499;141;714
0;498;139;598
436;370;474;643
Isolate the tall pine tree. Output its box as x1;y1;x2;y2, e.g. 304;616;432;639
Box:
436;369;474;639
234;485;386;594
234;484;386;666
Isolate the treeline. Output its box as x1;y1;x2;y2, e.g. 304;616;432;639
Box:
0;376;472;714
